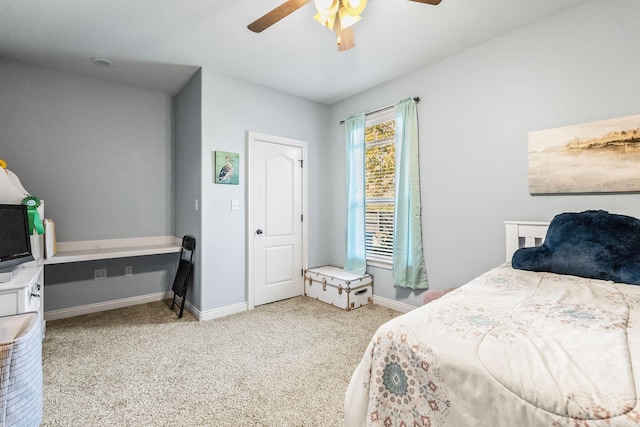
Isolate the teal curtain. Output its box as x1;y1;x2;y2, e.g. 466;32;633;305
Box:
344;113;367;275
393;98;428;289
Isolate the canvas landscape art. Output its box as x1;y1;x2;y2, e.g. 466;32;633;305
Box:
528;114;640;194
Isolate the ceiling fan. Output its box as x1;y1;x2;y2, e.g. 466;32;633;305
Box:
248;0;442;52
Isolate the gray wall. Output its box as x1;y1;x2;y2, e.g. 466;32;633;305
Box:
174;70;202;309
198;69;331;312
0;58;179;312
328;0;640;306
45;254;177;311
0;58;174;241
0;57;332;316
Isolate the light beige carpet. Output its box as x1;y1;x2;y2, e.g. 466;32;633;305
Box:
42;296;400;426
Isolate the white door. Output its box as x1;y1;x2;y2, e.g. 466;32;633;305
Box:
248;132;306;307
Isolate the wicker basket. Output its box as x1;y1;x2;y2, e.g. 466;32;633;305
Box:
0;312;42;427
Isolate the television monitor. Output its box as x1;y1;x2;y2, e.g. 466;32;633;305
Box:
0;204;34;281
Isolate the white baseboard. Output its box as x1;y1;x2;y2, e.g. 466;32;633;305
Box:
373;295;416;313
45;292;248;322
44;294;406;322
44;291;173;321
197;302;248;321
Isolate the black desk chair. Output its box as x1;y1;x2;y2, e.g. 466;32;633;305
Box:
171;236;195;318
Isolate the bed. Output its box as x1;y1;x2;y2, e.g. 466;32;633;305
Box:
344;210;640;426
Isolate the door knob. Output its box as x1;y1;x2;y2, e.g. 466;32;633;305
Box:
256;229;263;235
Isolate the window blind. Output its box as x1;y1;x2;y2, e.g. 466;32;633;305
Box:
365;121;395;263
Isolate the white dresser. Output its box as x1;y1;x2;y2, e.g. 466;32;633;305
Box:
0;266;44;328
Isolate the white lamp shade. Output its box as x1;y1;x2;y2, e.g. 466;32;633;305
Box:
341;0;367;16
314;0;339;16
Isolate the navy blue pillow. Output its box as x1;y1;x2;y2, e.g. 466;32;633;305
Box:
512;210;640;285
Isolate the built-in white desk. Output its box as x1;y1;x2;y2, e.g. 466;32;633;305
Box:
38;236;183;321
43;236;182;265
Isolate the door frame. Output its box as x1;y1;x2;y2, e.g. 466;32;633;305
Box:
246;131;308;310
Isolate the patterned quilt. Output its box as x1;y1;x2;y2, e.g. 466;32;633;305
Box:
344;265;640;426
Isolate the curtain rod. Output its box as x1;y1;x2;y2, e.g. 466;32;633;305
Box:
339;97;420;125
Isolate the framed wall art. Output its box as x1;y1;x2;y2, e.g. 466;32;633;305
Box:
214;151;239;185
528;114;640;194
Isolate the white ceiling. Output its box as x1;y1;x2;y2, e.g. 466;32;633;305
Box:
0;0;588;105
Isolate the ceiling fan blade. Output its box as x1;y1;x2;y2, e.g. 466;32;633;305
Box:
407;0;442;4
336;26;355;51
248;0;312;33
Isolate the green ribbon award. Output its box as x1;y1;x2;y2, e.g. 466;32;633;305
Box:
21;196;45;235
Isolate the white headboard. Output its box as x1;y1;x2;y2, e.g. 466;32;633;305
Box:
504;221;549;263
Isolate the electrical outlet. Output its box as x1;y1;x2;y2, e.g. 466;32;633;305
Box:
125;266;133;276
94;269;107;280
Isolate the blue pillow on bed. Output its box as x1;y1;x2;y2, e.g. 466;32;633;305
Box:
512;210;640;285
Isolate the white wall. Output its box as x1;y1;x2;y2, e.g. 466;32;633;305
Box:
198;69;331;313
328;0;640;306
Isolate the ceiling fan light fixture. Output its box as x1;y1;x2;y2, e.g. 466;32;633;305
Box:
314;0;339;16
248;0;441;50
314;0;339;29
341;0;367;16
334;13;355;51
335;14;343;45
313;11;335;29
337;6;361;29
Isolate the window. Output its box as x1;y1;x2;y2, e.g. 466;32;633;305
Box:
364;110;395;266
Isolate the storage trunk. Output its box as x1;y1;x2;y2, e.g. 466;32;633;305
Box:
304;266;373;311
